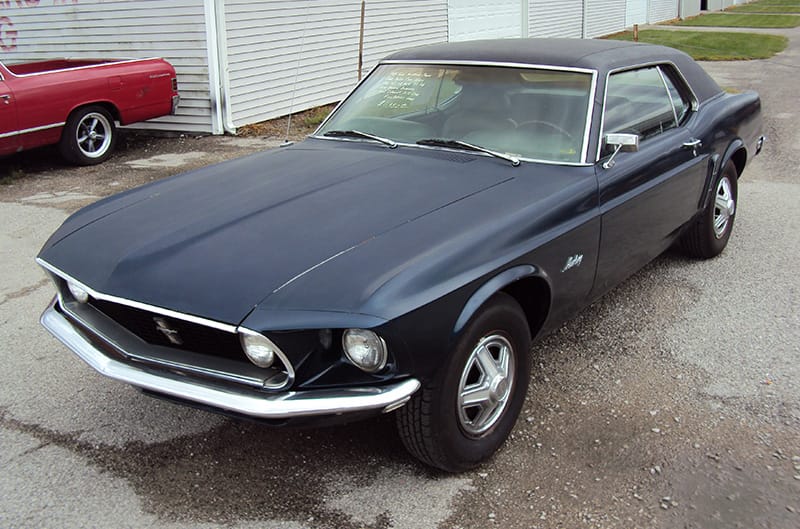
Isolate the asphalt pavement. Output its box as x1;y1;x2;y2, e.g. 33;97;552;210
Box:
1;28;798;529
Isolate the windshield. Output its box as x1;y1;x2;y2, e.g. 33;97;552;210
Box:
316;64;593;163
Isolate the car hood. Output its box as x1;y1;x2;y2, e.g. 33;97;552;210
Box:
39;140;515;324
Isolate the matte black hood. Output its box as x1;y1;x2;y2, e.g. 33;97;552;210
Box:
39;140;514;324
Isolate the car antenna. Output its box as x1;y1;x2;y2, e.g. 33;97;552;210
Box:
282;9;311;147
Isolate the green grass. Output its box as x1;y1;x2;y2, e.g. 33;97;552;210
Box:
749;0;800;4
607;29;788;60
728;4;800;12
674;13;800;27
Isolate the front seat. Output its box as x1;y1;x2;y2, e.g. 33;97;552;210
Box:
442;85;516;139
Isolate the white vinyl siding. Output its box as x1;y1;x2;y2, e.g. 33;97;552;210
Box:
649;0;679;23
448;0;524;41
625;0;648;26
585;0;627;38
224;0;447;128
361;1;448;69
2;1;713;135
680;0;701;19
530;0;584;38
0;0;214;133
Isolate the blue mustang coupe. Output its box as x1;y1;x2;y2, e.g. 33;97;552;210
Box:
37;39;763;472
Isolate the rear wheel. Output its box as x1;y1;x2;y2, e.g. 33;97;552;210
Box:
396;292;531;472
680;160;738;259
59;105;116;165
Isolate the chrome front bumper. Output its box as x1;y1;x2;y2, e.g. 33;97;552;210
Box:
40;299;420;419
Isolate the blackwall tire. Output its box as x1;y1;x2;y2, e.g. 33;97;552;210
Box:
681;160;738;259
59;105;117;165
396;292;531;472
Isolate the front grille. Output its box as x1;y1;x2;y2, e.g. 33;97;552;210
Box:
89;299;245;362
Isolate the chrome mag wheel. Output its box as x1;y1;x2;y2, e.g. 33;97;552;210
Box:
76;112;113;159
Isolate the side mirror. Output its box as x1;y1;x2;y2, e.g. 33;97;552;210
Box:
602;133;639;169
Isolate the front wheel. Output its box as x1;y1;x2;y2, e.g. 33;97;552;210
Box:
396;292;531;472
680;160;738;259
59;105;117;165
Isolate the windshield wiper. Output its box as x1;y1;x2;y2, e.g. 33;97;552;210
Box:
416;138;520;167
322;129;397;148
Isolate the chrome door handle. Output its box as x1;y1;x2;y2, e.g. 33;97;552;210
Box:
682;138;702;156
0;94;10;104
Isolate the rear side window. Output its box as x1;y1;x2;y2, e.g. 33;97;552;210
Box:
602;66;678;142
661;67;692;125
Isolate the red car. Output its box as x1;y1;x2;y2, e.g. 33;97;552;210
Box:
0;57;179;165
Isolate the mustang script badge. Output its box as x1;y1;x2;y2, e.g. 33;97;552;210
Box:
153;316;183;345
561;254;583;273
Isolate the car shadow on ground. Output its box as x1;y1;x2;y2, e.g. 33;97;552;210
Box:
0;131;185;183
1;403;430;528
1;145;64;182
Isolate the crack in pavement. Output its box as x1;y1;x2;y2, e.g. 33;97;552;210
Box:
0;278;50;306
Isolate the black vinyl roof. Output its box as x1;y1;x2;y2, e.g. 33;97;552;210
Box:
383;38;722;102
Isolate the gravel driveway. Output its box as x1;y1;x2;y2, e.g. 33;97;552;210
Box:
1;29;798;529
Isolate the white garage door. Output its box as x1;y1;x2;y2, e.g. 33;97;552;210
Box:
626;0;648;27
448;0;524;41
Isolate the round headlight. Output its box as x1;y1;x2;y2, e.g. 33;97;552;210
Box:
342;329;387;373
239;331;280;368
67;281;89;303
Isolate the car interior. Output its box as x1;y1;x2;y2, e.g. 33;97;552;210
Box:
319;64;592;163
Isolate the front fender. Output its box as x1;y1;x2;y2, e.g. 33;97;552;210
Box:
452;265;542;335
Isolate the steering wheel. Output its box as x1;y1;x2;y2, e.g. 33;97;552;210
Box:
516;120;574;140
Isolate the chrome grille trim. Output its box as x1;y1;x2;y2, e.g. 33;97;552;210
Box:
58;297;282;389
36;258;238;333
41;298;421;419
238;327;296;389
37;258;294;391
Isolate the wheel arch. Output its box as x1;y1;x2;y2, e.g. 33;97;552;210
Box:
701;139;746;211
58;101;120;165
65;101;122;125
453;265;552;341
728;145;747;179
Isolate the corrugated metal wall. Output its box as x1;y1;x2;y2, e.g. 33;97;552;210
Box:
530;0;583;38
584;0;626;38
0;0;214;133
648;0;679;23
224;0;447;128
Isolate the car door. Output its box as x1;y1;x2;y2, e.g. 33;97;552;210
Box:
591;65;709;296
0;78;19;156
